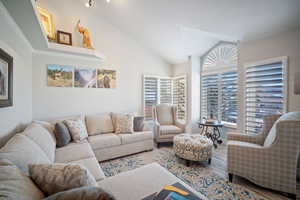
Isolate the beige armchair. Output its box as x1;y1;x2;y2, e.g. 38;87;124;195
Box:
227;112;300;199
152;104;186;147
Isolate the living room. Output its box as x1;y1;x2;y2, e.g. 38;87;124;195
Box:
0;0;299;199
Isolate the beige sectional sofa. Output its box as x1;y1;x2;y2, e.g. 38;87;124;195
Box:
0;113;207;199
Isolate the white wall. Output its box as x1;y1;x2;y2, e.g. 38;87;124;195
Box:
32;0;171;120
237;28;300;132
0;2;33;146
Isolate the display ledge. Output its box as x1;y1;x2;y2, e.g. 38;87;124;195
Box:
47;42;105;61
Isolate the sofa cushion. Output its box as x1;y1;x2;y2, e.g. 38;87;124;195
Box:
88;134;121;150
55;142;95;163
33;120;56;142
264;112;300;147
44;186;116;200
0;159;45;200
86;114;114;135
23;123;56;162
156;105;174;125
64;117;89;143
69;157;106;182
0;134;51;173
119;131;153;145
29;163;97;196
160;125;182;135
54;122;72;147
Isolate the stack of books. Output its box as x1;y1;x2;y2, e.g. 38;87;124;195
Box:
143;182;202;200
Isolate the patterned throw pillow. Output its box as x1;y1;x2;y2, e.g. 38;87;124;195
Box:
44;186;116;200
29;163;97;196
64;117;88;143
114;114;134;134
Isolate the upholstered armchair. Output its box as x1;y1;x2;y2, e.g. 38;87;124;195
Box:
227;112;300;198
152;104;186;147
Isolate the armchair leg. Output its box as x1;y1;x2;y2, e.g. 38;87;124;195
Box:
286;193;296;200
228;173;233;182
157;143;160;148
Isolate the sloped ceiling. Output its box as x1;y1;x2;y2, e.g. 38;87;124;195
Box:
49;0;300;64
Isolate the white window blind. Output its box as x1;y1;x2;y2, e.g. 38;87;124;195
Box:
201;71;238;124
143;77;158;120
245;62;285;134
221;72;238;123
143;76;186;121
173;77;186;121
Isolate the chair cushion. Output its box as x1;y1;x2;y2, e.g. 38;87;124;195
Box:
23;123;56;162
0;134;51;173
88;134;121;150
69;157;106;182
156;105;174;125
119;131;153;145
264;112;300;147
55;142;95;163
160;125;182;135
85;114;114;135
0;159;45;200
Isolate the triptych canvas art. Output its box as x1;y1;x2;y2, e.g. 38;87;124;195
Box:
47;64;116;88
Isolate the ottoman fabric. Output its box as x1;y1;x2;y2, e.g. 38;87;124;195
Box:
174;134;213;162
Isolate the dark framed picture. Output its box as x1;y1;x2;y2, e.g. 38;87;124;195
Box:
57;30;72;46
0;48;13;108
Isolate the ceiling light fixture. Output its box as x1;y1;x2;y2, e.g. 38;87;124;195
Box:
85;0;110;8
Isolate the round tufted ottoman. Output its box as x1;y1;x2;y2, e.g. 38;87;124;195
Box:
173;133;213;166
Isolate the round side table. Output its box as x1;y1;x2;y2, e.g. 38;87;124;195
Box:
197;121;223;148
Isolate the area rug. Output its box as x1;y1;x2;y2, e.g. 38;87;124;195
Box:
100;148;269;200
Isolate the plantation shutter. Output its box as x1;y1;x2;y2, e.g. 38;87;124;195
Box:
143;77;158;120
201;74;219;120
159;78;172;104
245;62;284;134
221;71;238;123
173;77;186;121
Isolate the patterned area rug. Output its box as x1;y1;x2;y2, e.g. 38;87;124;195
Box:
100;148;268;200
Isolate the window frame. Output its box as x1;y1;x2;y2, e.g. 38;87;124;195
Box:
243;56;289;134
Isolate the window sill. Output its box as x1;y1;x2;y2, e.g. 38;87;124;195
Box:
222;122;237;129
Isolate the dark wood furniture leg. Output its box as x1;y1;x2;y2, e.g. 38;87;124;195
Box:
228;173;233;182
208;158;211;165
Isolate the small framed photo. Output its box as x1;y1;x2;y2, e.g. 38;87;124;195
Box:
0;48;13;108
57;31;72;46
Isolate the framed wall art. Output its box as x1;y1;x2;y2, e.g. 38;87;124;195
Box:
57;31;72;46
47;64;74;87
37;6;56;40
0;48;13;108
97;69;116;88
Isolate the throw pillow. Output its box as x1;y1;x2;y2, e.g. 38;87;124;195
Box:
114;114;134;134
29;163;97;196
0;159;45;200
64;117;88;143
133;116;144;132
54;122;71;147
44;186;116;200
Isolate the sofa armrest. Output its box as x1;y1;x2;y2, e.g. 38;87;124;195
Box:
227;132;264;145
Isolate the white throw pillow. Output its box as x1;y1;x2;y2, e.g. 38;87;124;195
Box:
113;113;134;134
29;163;97;196
64;117;88;142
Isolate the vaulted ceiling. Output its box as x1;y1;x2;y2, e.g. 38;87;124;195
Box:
53;0;300;64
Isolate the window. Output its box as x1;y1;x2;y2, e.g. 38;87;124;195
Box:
245;59;287;134
143;75;186;121
201;43;238;125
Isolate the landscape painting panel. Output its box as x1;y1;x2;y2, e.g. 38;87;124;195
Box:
47;64;73;87
0;59;8;100
75;67;96;88
97;69;116;88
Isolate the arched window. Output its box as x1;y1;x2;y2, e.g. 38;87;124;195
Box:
201;43;238;126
